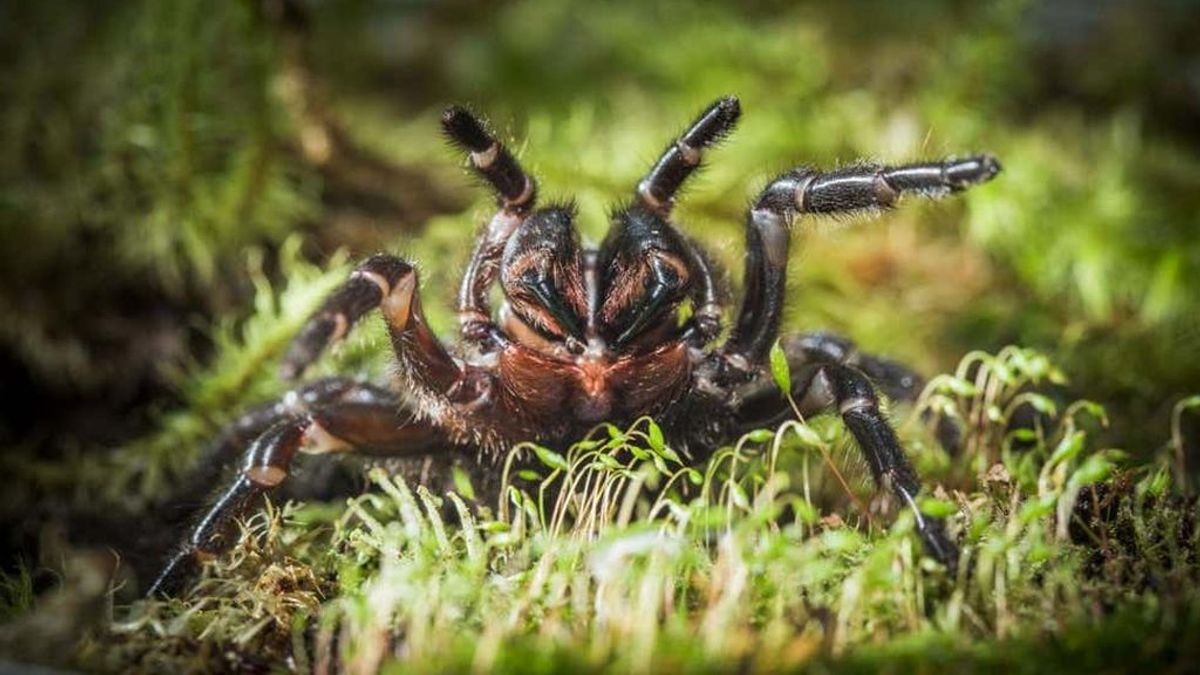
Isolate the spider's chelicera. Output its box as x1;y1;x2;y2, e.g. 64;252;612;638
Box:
150;96;1000;595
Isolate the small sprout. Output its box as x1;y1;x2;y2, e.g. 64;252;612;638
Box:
646;420;666;453
789;423;823;449
917;497;958;519
451;466;477;501
769;339;791;394
746;428;776;443
532;445;569;472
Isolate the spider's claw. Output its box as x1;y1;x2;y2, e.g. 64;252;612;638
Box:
917;517;960;575
145;549;200;598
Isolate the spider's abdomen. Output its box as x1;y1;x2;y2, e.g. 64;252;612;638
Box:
494;340;691;436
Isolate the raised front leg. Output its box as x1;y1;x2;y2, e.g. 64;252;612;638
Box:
628;96;741;345
281;254;427;380
147;384;444;597
281;254;489;409
720;155;1000;371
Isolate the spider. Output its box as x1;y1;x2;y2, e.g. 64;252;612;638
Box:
148;96;1000;596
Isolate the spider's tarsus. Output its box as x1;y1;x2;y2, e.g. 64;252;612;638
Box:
947;153;1001;187
683;95;742;147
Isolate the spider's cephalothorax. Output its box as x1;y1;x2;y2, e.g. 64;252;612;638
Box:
150;96;1000;595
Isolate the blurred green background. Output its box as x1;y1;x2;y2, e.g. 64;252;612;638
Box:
1;0;1198;510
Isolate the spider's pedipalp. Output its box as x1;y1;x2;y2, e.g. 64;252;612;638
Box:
637;95;741;213
442;105;537;211
444;105;545;349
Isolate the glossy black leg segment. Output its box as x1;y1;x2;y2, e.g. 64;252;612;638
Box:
442;106;536;211
720;170;807;368
804;364;958;569
164;378;384;509
147;397;444;597
147;417;307;597
799;156;1000;217
723;357;958;568
637;96;741;213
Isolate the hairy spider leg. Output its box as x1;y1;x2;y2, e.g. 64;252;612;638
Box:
780;363;958;570
721;155;1001;367
280;255;416;380
153;258;485;597
146;387;440;597
442;106;541;348
165;378;389;510
722;355;958;570
441;106;536;210
694;156;999;568
280;254;486;406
